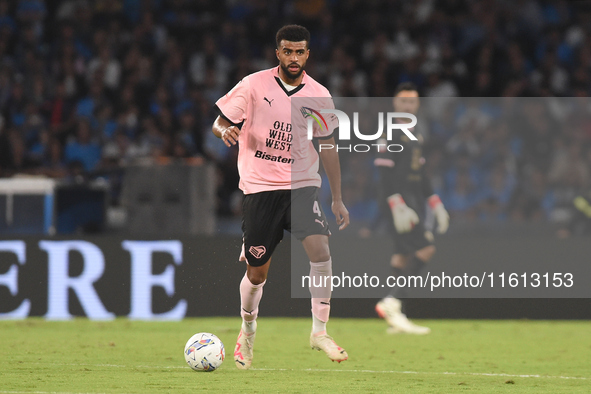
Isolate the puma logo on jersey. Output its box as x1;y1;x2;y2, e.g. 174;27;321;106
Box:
264;97;274;106
315;219;325;227
249;245;266;259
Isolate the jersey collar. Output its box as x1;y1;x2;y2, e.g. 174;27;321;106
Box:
273;66;306;96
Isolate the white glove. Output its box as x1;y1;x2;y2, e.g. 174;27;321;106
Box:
387;194;419;233
428;194;449;234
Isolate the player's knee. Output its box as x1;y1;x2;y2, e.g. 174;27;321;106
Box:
310;248;331;263
246;260;270;285
303;235;331;262
247;269;267;285
391;254;407;269
309;246;330;262
416;245;436;262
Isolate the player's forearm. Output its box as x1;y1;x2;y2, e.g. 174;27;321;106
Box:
319;143;343;202
212;116;232;139
213;116;242;147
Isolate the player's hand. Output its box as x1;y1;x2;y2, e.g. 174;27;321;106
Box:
428;194;449;234
332;200;350;230
221;125;241;147
388;193;419;233
433;204;449;234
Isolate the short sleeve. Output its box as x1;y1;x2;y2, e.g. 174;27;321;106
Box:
215;76;251;125
313;97;338;140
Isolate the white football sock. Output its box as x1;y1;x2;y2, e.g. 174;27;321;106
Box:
312;315;327;335
242;319;257;335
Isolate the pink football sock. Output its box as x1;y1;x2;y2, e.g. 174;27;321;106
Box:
309;259;332;324
240;272;265;322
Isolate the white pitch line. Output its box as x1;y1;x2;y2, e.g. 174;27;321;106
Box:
250;368;589;380
12;362;590;380
0;392;106;394
19;362;186;370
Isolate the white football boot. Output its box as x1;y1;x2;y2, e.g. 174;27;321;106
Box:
376;297;431;335
310;332;348;363
234;324;256;369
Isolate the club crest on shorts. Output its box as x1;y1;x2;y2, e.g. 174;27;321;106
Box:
249;245;266;259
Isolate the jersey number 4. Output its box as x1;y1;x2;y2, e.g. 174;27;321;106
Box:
313;201;322;217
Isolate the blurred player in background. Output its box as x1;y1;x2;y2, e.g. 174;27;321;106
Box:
374;82;450;334
557;188;591;238
212;25;350;369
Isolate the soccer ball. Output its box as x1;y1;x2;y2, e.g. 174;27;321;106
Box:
184;332;225;372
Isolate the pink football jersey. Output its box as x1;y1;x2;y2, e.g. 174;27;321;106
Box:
215;66;337;194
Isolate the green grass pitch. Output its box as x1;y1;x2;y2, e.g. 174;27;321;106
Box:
1;318;590;393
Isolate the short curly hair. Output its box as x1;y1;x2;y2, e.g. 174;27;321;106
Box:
275;25;310;48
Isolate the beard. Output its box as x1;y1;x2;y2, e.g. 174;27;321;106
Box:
280;62;305;80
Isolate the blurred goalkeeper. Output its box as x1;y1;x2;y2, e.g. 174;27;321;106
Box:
374;82;449;334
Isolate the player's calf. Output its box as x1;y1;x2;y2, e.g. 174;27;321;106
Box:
235;273;265;369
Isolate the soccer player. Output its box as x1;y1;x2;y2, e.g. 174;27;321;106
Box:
374;82;449;334
212;25;350;369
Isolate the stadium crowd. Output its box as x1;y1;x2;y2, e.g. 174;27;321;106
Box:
0;0;589;227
